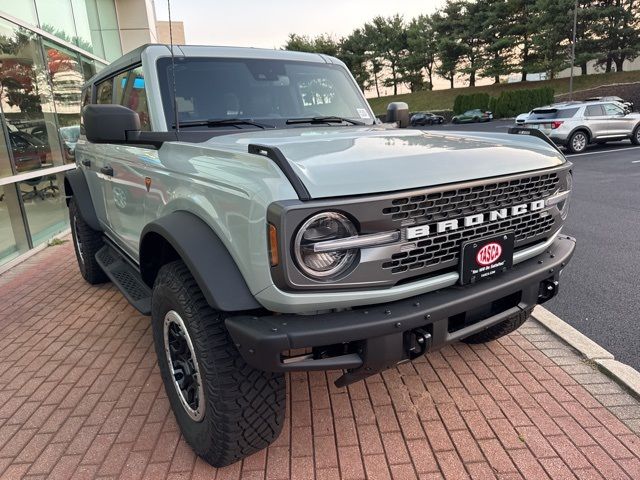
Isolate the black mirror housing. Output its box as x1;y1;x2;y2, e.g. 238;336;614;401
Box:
82;104;141;143
386;102;410;128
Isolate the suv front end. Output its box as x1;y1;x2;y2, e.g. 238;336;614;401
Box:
227;164;575;386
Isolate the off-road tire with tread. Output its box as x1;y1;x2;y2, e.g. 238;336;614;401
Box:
461;308;532;344
69;198;108;284
151;260;286;467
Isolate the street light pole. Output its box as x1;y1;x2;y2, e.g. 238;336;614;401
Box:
569;0;578;100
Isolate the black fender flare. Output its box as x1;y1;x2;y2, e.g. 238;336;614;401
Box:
64;169;102;231
139;211;261;312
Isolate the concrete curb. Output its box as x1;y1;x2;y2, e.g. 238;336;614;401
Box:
532;305;640;400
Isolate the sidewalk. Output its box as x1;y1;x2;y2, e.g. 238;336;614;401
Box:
0;239;638;480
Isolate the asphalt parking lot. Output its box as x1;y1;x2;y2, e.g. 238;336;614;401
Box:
419;120;640;370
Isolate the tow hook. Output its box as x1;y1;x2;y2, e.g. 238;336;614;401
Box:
538;278;559;303
407;328;432;360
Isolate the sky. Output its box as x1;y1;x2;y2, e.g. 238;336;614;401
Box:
154;0;447;49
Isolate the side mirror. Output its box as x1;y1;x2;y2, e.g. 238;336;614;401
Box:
82;104;141;143
386;102;410;128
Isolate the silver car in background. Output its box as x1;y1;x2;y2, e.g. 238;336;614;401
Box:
523;100;640;153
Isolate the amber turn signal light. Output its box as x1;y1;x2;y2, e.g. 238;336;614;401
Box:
268;223;279;266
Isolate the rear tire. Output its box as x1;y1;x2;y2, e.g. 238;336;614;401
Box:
461;308;532;344
567;130;588;153
632;125;640;145
69;198;108;284
151;260;286;467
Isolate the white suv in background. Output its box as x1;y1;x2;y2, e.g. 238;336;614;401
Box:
523;101;640;153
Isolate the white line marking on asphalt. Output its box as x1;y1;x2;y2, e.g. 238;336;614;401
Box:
567;146;640;157
632;160;640;164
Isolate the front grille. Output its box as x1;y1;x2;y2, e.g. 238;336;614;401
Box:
382;212;556;274
382;172;559;223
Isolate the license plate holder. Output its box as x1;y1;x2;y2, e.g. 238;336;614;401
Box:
460;232;515;285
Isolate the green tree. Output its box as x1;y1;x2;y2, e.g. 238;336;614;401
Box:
479;0;520;83
456;1;488;86
432;5;466;88
283;33;339;56
364;15;407;95
530;0;574;79
592;0;640;72
403;15;438;91
339;29;370;92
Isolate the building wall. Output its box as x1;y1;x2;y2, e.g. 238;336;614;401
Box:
0;0;153;268
156;20;185;45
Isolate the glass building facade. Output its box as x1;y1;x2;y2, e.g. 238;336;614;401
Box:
0;1;118;267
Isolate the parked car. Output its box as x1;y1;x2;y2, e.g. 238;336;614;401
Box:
515;111;531;125
410;111;444;126
523;100;640;153
451;109;493;123
9;131;49;172
585;96;634;112
66;44;575;467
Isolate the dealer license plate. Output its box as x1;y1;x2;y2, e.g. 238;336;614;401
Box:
460;232;515;285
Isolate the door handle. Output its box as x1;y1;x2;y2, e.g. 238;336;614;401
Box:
100;165;114;176
81;159;91;167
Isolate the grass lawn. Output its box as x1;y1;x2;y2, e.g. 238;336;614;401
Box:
367;70;640;114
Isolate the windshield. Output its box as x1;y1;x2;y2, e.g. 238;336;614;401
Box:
157;57;374;129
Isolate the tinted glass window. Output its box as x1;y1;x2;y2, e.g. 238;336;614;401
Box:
530;108;579;120
96;79;113;104
120;67;150;131
585;105;605;117
157;57;373;128
603;103;624;116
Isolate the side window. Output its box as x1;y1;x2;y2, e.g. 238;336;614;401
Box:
121;67;151;131
113;70;129;105
585;105;604;117
603;103;624;116
96;79;113;104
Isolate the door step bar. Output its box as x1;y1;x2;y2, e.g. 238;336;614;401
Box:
95;245;152;314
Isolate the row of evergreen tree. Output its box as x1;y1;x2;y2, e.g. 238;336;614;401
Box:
284;0;640;96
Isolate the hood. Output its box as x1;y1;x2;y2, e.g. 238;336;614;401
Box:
205;126;566;199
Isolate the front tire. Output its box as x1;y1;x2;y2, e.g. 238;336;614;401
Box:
69;198;108;284
151;260;286;467
461;308;531;344
567;130;588;153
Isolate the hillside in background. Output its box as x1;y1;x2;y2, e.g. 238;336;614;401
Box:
367;71;640;114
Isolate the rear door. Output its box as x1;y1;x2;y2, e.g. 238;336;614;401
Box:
584;104;608;139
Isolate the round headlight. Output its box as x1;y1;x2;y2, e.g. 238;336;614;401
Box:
294;212;358;279
560;171;572;220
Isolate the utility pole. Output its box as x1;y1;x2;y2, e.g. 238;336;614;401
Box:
569;0;578;100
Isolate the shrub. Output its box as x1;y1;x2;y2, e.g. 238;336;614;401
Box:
453;87;554;118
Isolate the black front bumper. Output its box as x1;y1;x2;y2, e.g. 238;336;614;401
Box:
226;235;575;386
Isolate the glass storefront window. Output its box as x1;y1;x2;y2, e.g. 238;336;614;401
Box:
19;173;67;247
0;19;64;173
80;56;98;82
43;40;84;163
34;0;77;45
0;124;13;179
0;1;38;26
101;29;122;62
0;183;30;266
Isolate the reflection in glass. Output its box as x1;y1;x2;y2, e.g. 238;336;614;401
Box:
101;29;122;62
43;40;84;163
35;0;77;46
80;56;97;82
20;173;67;247
0;125;13;178
0;184;29;265
0;19;63;172
0;1;38;25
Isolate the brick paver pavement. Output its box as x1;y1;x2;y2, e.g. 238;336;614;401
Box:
0;238;639;480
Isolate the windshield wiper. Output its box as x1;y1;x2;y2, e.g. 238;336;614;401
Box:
175;118;274;130
285;116;365;126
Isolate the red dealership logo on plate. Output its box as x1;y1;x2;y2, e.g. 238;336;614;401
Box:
476;242;502;266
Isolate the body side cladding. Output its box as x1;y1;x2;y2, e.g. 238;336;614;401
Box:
139;211;261;312
63;168;102;231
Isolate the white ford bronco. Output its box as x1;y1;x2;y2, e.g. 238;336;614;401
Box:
65;44;575;466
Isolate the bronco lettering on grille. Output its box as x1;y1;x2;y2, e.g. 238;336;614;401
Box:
406;200;545;240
